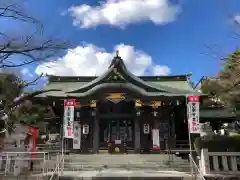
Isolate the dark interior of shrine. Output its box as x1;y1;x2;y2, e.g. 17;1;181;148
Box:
174;104;189;148
97;100;135;149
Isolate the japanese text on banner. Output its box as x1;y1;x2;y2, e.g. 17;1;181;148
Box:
63;99;75;139
187;96;200;134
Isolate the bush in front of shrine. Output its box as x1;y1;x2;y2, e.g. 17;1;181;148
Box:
194;135;240;155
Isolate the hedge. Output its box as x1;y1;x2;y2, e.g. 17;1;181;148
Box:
194;135;240;155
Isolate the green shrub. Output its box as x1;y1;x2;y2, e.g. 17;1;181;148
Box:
194;135;240;155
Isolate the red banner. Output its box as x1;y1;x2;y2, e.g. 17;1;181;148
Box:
63;99;75;139
64;99;76;106
187;96;200;134
27;127;38;160
187;96;200;103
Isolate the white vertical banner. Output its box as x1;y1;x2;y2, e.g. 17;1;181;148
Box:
63;99;75;139
187;96;200;134
152;129;160;150
73;122;81;149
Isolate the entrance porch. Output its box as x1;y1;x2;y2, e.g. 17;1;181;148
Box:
64;98;184;154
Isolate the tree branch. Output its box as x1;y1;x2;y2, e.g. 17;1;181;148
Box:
0;2;69;68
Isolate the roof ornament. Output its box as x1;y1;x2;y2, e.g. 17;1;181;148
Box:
116;50;119;57
187;72;192;81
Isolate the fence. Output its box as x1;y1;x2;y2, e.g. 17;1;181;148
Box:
189;154;206;180
36;143;61;152
199;148;240;175
48;154;64;180
3;143;61;152
0;151;58;176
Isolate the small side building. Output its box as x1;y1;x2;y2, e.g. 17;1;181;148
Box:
194;76;236;132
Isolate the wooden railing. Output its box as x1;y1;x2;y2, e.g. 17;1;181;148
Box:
199;149;240;175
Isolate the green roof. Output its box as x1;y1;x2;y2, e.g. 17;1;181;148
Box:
36;55;202;99
149;80;195;92
42;78;195;93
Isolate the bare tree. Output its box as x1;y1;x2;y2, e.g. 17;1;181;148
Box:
0;1;68;125
0;1;68;68
201;1;240;98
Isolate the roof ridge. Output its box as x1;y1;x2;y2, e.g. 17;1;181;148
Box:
47;74;191;82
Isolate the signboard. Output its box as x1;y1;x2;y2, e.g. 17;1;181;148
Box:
82;124;89;134
135;99;142;107
143;124;150;134
73;122;81;150
63;99;75;139
152;129;160;150
151;101;161;107
187;96;200;134
106;93;125;103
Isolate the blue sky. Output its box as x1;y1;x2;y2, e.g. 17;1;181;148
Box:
2;0;240;89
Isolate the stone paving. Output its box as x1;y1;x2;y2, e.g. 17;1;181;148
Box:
45;170;193;177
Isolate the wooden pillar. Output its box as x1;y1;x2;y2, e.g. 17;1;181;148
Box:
169;109;176;149
92;109;99;153
134;108;141;153
152;107;160;151
161;107;171;150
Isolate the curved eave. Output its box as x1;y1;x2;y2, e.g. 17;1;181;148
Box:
124;69;192;94
35;83;202;99
66;66;114;93
64;58;193;94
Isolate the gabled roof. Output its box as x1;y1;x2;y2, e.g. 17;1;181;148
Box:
195;76;235;120
36;53;202;99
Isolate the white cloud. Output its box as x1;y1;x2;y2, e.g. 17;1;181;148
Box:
20;68;34;78
152;65;170;76
234;15;240;24
68;0;180;28
35;43;170;76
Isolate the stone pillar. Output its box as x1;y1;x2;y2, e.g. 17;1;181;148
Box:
134;108;141;153
92;109;99;153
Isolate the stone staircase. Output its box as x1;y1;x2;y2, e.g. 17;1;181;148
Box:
0;153;197;180
44;153;197;180
61;153;191;172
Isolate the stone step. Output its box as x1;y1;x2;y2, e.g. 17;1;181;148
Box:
42;170;204;180
0;176;45;180
63;155;190;164
1;154;193;179
62;167;191;172
48;154;191;172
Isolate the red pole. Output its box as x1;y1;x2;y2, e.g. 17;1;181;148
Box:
31;128;38;160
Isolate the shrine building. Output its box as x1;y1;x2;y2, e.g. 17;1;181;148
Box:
34;52;203;154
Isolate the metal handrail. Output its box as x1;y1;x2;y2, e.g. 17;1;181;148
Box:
0;151;49;176
189;154;206;180
48;154;64;180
